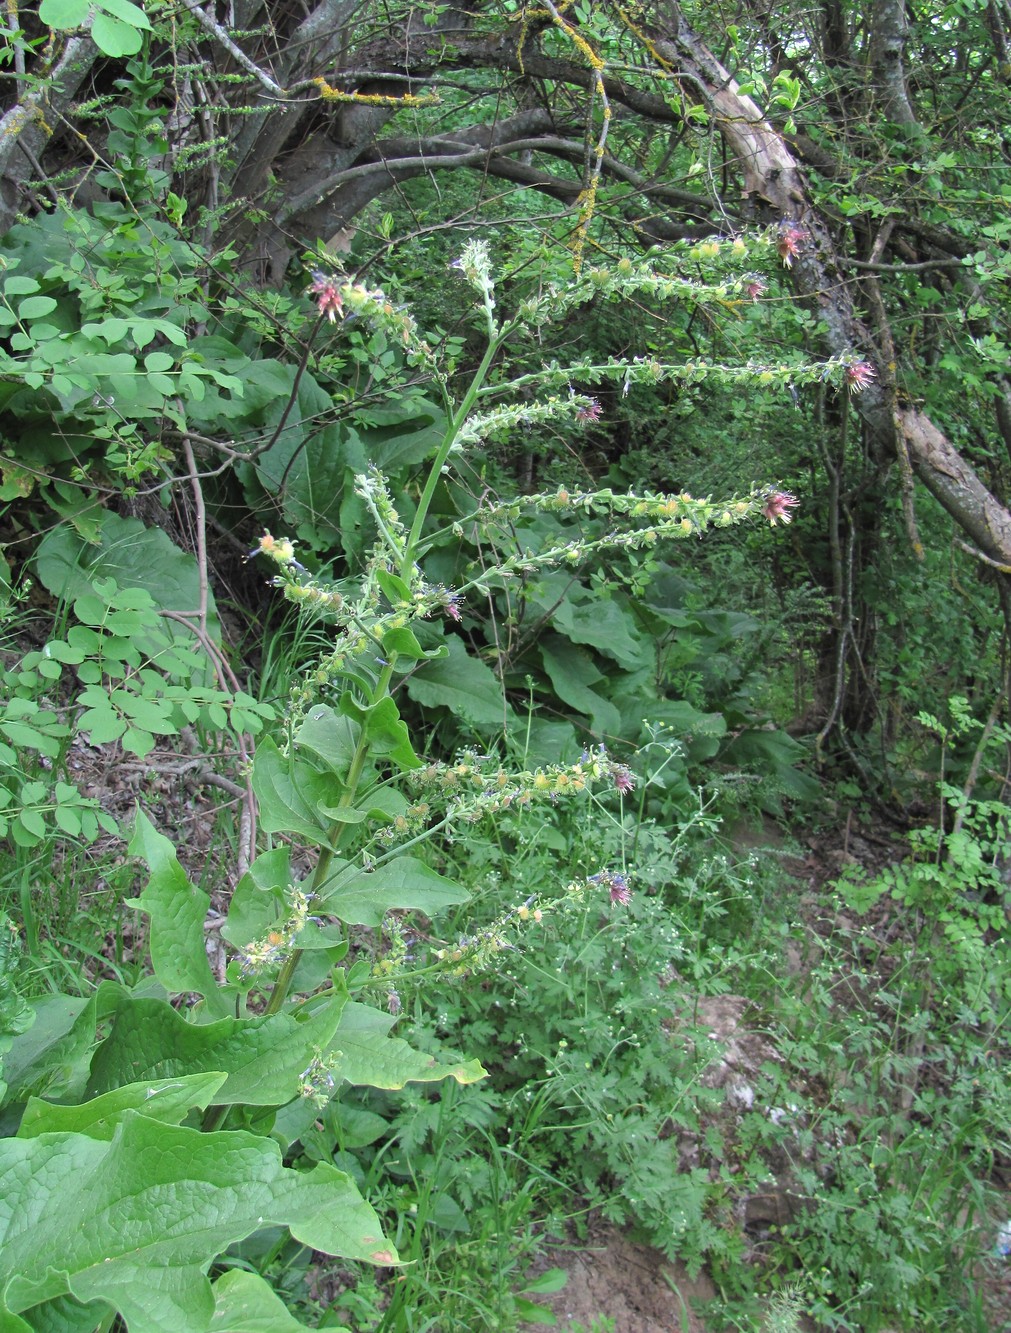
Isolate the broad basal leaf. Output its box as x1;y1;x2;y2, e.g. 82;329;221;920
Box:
35;513;220;646
406;635;516;729
85;993;347;1107
210;1270;333;1332
0;1113;396;1333
17;1073;227;1141
539;636;622;738
1;993;96;1108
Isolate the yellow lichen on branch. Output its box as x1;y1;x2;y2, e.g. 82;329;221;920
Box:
534;0;611;272
311;78;440;108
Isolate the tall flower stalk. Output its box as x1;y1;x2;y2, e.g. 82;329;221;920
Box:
250;239;827;1017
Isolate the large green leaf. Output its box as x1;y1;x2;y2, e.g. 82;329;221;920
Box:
295;704;359;775
539;636;622;739
551;595;650;671
252;738;337;842
85;993;347;1107
0;1113;397;1332
220;848;291;950
0;994;96;1108
245;371;362;540
35;513;217;629
354;396;446;471
34;513;220;675
721;728;821;802
331;1002;485;1089
126;812;230;1017
17;1073;227;1140
406;635;516;729
317;855;470;927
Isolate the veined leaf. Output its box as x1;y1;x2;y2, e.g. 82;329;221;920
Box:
1;992;97;1107
17;1072;228;1140
126;810;231;1017
0;1113;397;1332
331;1002;485;1089
407;635;516;729
317;855;469;927
85;992;348;1107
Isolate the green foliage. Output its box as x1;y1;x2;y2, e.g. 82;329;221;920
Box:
0;567;270;846
38;0;151;57
0;218;827;1331
1;14;1010;1331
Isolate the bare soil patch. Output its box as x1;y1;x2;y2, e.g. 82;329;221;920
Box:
522;1225;716;1332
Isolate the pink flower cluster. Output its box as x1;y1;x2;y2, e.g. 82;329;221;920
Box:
777;223;807;268
762;491;799;526
308;271;344;322
846;360;877;392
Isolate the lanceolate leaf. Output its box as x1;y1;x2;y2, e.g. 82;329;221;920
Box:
0;1113;397;1332
17;1073;228;1141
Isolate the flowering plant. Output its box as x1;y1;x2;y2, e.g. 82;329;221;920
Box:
237;237;830;1022
0;235;839;1331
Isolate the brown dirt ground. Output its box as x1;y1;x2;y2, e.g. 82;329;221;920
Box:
520;1226;716;1332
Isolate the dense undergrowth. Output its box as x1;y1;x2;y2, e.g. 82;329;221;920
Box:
0;46;1009;1333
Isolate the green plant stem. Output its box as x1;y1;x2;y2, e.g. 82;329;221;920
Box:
262;658;397;1017
402;332;505;574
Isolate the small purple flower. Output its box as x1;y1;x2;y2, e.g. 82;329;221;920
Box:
610;764;635;795
576;398;602;423
589;869;632;906
608;873;632;906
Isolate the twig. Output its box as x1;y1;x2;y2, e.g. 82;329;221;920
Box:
181;436;209;640
0;32;94;177
955;538;1011;573
178;0;287;98
953;685;1007;836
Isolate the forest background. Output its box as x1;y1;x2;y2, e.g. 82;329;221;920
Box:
0;0;1010;1330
